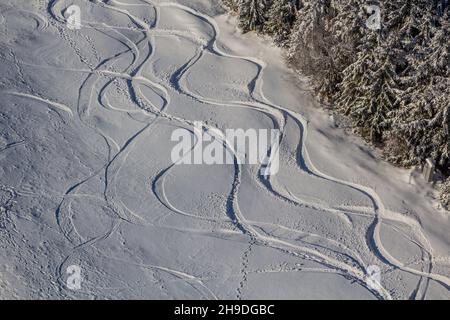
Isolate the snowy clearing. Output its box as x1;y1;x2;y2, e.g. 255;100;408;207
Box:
0;0;449;299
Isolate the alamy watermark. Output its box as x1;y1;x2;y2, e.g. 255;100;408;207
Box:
171;122;280;176
66;5;82;30
66;265;82;290
365;4;381;31
365;265;382;291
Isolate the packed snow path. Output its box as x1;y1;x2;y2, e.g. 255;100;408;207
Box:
0;0;449;299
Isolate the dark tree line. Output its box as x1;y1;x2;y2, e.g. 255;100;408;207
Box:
222;0;450;207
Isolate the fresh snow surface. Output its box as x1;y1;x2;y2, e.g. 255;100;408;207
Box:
0;0;449;300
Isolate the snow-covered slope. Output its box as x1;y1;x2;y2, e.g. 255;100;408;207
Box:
0;0;449;299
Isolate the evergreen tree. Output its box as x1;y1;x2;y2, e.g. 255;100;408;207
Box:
287;0;335;100
264;0;298;47
335;36;402;142
385;5;450;166
221;0;240;12
237;0;273;32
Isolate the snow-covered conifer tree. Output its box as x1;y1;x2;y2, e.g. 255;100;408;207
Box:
237;0;273;32
264;0;298;46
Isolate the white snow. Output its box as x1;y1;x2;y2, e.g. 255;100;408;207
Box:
0;0;449;299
